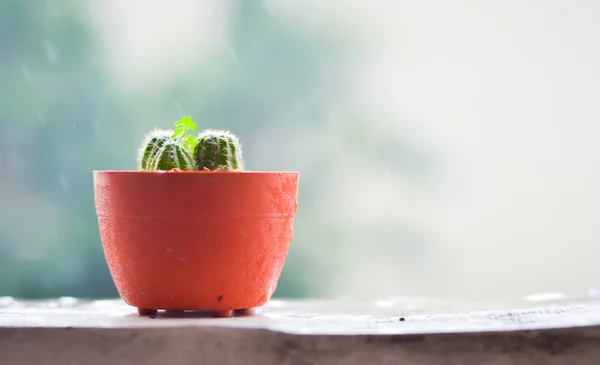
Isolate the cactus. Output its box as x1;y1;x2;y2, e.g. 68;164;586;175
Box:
194;129;243;171
137;116;199;171
138;129;172;170
137;117;244;172
147;139;197;171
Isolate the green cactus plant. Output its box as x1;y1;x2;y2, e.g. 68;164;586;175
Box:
138;129;172;170
194;129;243;171
147;139;197;171
137;116;198;171
137;116;244;172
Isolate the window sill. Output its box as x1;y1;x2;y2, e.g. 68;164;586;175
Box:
1;297;600;364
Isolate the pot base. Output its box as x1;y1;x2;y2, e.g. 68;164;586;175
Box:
212;310;233;318
137;308;158;316
136;307;257;318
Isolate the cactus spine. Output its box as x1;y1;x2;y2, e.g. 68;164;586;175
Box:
138;129;172;170
194;129;243;171
148;140;196;171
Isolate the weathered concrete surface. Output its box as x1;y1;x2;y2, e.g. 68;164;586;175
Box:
2;297;600;364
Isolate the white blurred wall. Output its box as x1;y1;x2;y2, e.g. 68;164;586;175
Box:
343;0;600;299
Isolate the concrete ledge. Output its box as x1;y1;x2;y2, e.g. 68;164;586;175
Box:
2;297;600;364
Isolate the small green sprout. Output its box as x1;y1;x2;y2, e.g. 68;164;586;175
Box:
172;115;197;153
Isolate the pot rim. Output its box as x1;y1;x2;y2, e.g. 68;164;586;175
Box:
93;170;298;175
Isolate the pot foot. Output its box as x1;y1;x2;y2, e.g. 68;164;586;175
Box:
234;308;256;316
211;310;233;318
137;308;158;316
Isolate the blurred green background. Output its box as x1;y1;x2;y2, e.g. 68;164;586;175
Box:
2;0;600;301
0;0;432;299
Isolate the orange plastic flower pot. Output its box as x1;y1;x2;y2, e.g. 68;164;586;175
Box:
93;170;299;317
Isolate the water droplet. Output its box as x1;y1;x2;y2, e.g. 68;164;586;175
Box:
262;0;297;18
7;139;26;169
588;289;600;298
72;124;76;130
42;39;59;64
227;45;239;65
524;292;565;302
174;101;184;117
0;297;17;308
57;297;79;307
21;63;33;81
46;0;60;17
263;0;277;15
292;98;303;109
376;300;393;308
91;120;100;135
58;173;69;190
165;248;173;253
37;111;46;124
